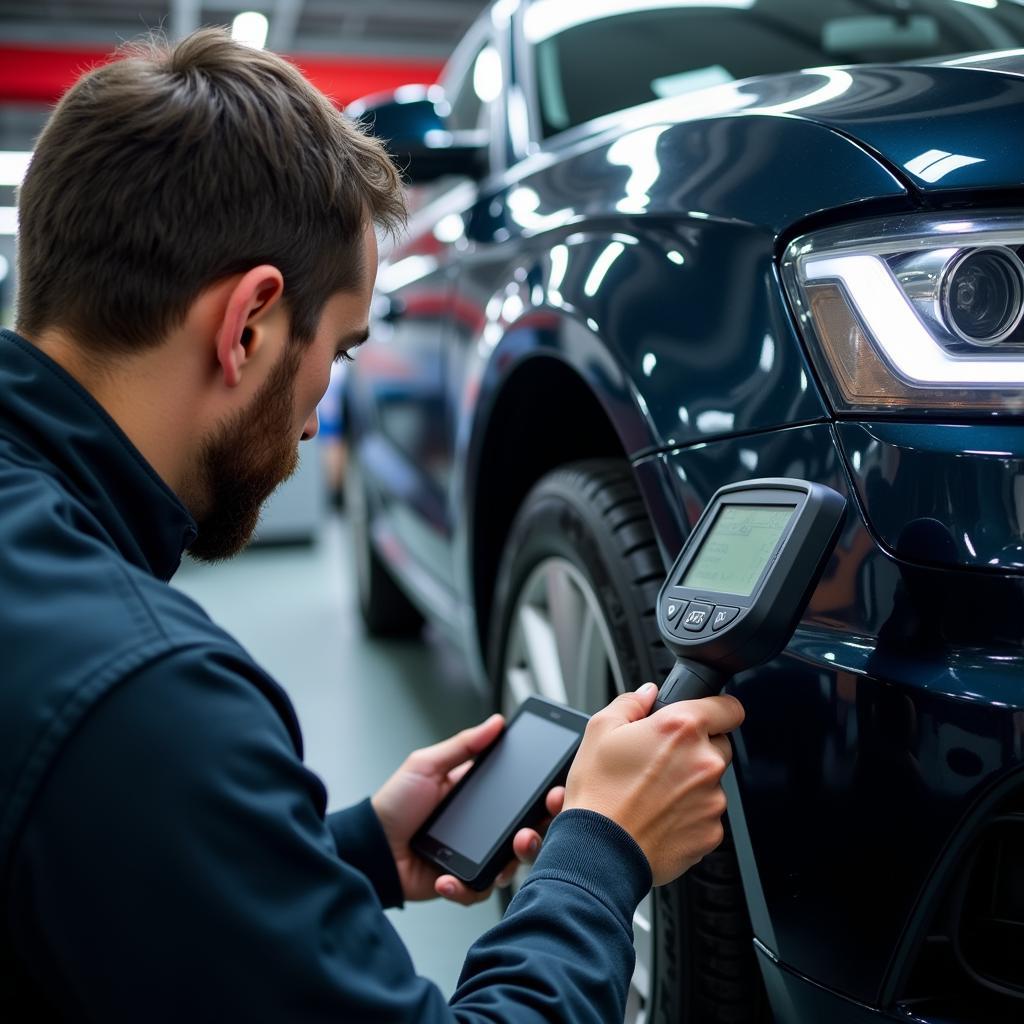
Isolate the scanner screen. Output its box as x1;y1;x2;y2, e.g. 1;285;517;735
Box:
427;711;579;864
682;504;795;597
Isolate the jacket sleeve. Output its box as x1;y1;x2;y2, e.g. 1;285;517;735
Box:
7;645;651;1023
452;809;651;1023
327;799;405;910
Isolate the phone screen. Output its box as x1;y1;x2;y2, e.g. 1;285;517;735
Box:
426;710;581;863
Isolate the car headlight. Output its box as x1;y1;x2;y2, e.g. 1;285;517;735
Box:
781;214;1024;413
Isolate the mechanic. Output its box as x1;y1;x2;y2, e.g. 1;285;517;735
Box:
0;30;744;1022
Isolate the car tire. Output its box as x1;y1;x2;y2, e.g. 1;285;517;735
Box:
488;458;768;1024
345;452;424;638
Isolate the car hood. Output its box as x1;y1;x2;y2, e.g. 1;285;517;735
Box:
743;54;1024;193
621;53;1024;194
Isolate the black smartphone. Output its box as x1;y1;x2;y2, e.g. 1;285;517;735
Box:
412;696;590;891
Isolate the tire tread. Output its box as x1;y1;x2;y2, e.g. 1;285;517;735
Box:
489;459;767;1024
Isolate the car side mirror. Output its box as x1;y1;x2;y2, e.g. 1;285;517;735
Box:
348;86;487;184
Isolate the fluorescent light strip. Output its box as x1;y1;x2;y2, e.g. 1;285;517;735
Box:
944;47;1024;66
755;68;853;115
231;11;269;50
0;152;31;188
904;148;985;182
524;0;754;43
583;241;625;297
548;244;569;293
805;253;1024;386
0;207;18;235
377;254;438;293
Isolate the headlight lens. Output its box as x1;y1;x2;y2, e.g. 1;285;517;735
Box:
942;247;1024;346
782;215;1024;413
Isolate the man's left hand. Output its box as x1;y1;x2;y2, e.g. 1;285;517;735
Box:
371;714;565;905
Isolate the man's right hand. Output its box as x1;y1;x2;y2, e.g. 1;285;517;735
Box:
563;682;745;886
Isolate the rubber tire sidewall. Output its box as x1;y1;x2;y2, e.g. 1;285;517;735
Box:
488;462;685;1024
346;450;424;638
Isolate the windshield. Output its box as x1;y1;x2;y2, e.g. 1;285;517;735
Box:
528;0;1024;137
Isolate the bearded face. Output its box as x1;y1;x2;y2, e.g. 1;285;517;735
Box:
187;341;303;563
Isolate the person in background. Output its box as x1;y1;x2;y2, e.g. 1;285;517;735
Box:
317;358;349;509
0;29;744;1022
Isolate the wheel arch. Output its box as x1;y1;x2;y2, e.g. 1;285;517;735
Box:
461;330;656;671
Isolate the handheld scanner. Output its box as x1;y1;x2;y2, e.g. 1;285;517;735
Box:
655;479;846;708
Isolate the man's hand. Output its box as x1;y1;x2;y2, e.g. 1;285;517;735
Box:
371;714;565;905
564;683;745;886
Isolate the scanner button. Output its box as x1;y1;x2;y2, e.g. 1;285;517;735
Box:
711;606;740;632
663;597;689;625
682;602;714;631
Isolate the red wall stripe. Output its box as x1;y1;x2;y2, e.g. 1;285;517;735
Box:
0;43;443;107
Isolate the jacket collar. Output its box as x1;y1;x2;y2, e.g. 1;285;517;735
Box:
0;329;198;581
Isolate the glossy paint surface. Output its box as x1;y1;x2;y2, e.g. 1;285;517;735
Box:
522;54;1024;196
347;7;1024;1021
359;20;958;611
654;423;1024;1006
349;90;444;144
735;58;1024;194
838;422;1024;573
459;112;897;451
756;947;893;1024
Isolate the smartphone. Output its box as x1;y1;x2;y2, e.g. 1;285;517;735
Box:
412;696;590;891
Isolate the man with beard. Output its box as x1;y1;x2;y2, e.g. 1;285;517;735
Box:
0;28;744;1023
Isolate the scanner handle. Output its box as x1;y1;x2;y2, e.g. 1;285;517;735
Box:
653;660;728;710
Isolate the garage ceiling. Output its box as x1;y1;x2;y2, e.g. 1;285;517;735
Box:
0;0;489;200
0;0;488;58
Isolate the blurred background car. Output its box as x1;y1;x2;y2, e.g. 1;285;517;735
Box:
345;1;1024;1021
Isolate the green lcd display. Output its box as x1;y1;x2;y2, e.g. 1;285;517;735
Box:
682;504;796;597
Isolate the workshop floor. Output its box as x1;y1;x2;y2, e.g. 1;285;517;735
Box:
172;512;501;998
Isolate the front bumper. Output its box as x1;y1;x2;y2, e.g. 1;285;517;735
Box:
648;421;1024;1022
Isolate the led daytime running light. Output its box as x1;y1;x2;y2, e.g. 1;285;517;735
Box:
804;253;1024;387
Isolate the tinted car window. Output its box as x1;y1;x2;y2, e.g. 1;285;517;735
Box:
531;0;1024;137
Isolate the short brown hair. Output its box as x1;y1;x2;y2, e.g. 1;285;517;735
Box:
16;28;405;353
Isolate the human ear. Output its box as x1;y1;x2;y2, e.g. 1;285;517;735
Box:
214;265;284;388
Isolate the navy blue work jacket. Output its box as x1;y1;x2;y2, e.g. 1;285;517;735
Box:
0;329;652;1022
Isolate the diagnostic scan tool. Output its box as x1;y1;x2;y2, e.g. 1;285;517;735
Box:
655;479;846;708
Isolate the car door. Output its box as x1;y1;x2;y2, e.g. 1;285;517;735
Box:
359;21;501;609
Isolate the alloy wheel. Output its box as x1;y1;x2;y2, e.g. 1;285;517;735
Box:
501;555;655;1024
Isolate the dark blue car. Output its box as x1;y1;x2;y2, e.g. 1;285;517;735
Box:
345;2;1024;1021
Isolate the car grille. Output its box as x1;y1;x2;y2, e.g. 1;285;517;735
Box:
954;813;1024;999
897;790;1024;1021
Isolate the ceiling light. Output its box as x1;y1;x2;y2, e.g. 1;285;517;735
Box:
584;241;625;297
231;12;269;50
524;0;754;43
0;152;32;188
473;46;503;103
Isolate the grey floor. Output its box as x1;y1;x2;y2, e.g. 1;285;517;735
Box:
171;513;502;998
